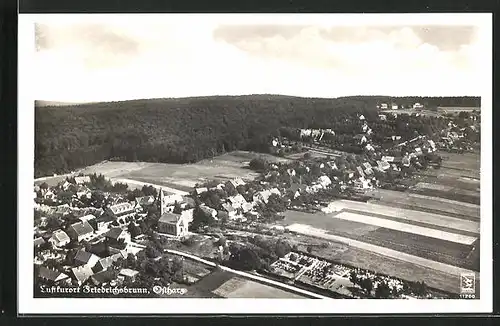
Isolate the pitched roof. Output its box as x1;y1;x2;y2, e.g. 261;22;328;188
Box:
135;196;155;206
75;176;91;184
96;252;125;270
71;265;94;283
34;237;45;246
38;266;69;282
119;268;139;278
159;212;181;224
51;230;70;243
108;202;134;215
79;214;96;222
222;203;236;213
90;269;116;285
104;227;125;240
69;220;94;237
363;162;372;170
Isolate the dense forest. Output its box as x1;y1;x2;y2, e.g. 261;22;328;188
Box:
35;95;480;177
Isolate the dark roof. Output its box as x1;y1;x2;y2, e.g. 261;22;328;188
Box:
74;250;97;264
90;270;116;285
96;252;124;270
69;220;94;236
96;214;114;223
104;227;124;240
38;266;68;282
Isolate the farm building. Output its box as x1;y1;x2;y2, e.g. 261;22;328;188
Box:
73;249;100;268
104;227;131;244
75;176;91;185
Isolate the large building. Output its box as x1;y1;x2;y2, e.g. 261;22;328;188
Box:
157;212;189;237
106;202;135;220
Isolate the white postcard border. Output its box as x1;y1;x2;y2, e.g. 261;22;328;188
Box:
18;13;493;314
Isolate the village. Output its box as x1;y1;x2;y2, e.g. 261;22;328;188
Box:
33;104;481;299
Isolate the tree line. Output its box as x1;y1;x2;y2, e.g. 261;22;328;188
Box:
35;95;479;177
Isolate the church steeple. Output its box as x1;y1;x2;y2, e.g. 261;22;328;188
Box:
158;188;164;216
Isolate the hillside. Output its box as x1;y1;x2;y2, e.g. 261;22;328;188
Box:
34;95;480;178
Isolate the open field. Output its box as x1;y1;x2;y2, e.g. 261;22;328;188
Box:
281;210;380;237
358;228;478;271
415;182;480;198
183;269;235;298
72;151;284;192
408;187;480;205
415;175;480;192
286;223;477;278
212;276;305;298
325;200;480;232
368;189;480;220
331;211;476;245
438;106;480;113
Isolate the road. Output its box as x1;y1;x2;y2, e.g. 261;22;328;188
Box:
164;249;331;299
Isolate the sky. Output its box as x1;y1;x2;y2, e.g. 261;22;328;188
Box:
32;15;486;102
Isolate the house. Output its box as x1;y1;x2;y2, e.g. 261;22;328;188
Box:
119;269;139;283
34;237;45;248
104;227;131;244
359;114;365;120
135;196;155;208
379;114;387;121
356;166;365;178
37;266;70;285
224;178;246;192
194;187;208;195
354;134;367;145
326;161;338;170
317;176;332;188
362;162;372;170
62;181;72;191
79;214;96;222
93;252;127;273
353;178;372;189
402;156;411;167
96;214;114;232
381;156;395;163
300;129;312;138
221;203;238;219
75;176;91;185
241;202;254;213
44;190;56;200
345;170;355;179
158;212;189;237
413;103;424;109
228;194;247;209
163;193;184;207
106;202;135;220
200;205;218;219
380;103;388;109
67;220;94;242
90;269;117;286
48;230;70;248
391;104;398;110
253;188;281;204
73;250;100;268
71;265;94;285
365;144;375;151
377;160;391;171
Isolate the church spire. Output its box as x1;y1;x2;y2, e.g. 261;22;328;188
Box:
158;188;164;216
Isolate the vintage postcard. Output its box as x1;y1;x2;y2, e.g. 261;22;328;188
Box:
18;13;492;314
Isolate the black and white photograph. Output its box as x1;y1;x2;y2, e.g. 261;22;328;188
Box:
18;13;492;314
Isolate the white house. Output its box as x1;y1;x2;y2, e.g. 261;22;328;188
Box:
317;176;332;188
48;230;71;248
